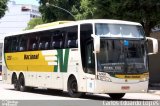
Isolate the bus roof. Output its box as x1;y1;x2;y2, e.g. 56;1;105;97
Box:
34;21;73;29
6;19;142;37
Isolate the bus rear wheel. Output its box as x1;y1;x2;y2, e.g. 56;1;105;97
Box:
19;74;27;92
68;76;84;98
108;93;125;100
13;75;20;91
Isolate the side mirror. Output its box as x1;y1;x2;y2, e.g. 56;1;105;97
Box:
146;37;158;55
91;34;100;53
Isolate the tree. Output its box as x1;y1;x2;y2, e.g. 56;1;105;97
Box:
39;0;80;22
76;0;160;36
38;0;160;36
25;17;44;30
74;0;113;20
117;0;160;36
0;0;8;18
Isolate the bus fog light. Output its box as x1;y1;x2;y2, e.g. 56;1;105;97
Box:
105;77;111;82
141;90;146;92
98;76;111;82
140;78;148;82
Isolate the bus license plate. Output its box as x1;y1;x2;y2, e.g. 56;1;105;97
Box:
121;86;130;90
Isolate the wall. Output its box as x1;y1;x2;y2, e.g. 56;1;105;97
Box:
149;31;160;86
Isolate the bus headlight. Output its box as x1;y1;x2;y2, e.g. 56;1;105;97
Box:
98;75;111;82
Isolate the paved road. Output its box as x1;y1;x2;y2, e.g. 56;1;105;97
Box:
0;81;160;101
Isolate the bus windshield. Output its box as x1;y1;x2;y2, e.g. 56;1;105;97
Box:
95;23;144;38
97;39;147;74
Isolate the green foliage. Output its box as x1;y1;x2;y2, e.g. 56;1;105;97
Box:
115;0;160;36
25;18;44;30
39;0;80;22
0;0;8;18
75;0;119;20
39;0;160;36
76;0;160;36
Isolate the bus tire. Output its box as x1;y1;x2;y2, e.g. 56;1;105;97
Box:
108;93;125;100
67;76;84;98
13;75;20;91
19;74;27;92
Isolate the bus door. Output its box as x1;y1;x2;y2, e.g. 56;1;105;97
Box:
85;40;96;92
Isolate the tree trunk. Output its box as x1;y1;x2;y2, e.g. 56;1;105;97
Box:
143;22;151;37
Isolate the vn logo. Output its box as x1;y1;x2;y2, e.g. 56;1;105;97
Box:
55;49;69;72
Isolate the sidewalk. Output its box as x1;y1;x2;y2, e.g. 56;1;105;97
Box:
148;86;160;95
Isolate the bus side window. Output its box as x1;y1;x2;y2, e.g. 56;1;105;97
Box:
11;37;19;52
67;33;78;48
51;29;65;49
45;42;49;50
19;36;27;51
39;32;51;50
66;26;78;48
4;37;12;53
52;36;63;49
28;34;39;51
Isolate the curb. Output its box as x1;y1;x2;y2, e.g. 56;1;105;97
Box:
148;90;160;95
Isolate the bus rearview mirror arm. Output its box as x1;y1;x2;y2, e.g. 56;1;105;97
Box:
146;37;158;55
91;34;100;53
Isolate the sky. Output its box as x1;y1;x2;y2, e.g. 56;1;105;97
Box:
13;0;39;6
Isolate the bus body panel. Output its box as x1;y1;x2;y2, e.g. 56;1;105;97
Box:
3;48;82;91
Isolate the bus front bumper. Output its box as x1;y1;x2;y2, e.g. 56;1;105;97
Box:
92;80;148;94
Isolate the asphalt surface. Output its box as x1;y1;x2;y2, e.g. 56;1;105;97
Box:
0;80;160;101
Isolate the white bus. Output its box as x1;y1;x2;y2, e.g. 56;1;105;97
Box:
2;19;158;99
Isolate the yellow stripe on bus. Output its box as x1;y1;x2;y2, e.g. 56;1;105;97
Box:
5;50;57;72
115;73;149;80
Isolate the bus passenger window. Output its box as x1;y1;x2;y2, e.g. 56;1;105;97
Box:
38;42;44;50
39;33;51;50
51;35;63;49
51;39;62;49
19;36;27;51
66;26;78;48
29;35;38;51
67;33;78;48
45;42;49;49
39;41;49;50
32;43;37;50
4;37;12;53
11;37;19;52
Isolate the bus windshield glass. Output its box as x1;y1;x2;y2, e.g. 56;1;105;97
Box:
95;23;144;38
97;39;147;74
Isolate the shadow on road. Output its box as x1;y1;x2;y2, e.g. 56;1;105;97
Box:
7;88;152;101
149;87;160;90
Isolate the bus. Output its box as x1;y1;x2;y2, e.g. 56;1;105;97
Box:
2;19;158;99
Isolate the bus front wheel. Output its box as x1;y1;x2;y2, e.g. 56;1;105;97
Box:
67;76;84;98
108;93;125;100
